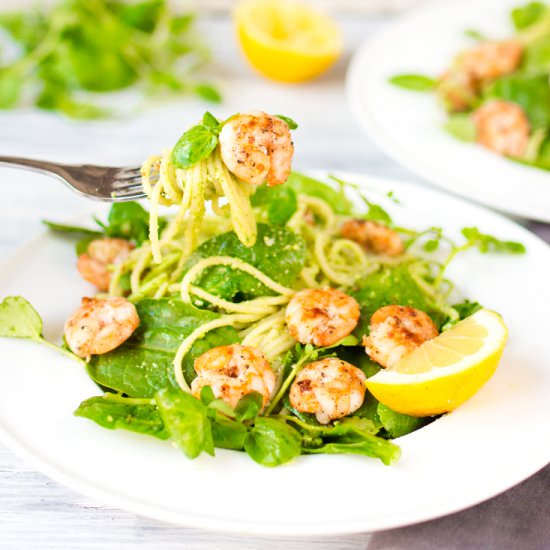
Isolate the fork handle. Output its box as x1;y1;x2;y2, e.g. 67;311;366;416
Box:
0;155;70;177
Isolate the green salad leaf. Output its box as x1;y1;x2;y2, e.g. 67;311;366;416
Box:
388;74;436;91
287;172;353;215
461;227;526;254
156;388;215;459
377;404;431;439
171;124;219;169
42;221;103;237
103;202;150;245
511;1;547;30
0;0;219;119
244;417;302;467
87;298;239;396
275;114;299;129
0;296;42;339
251;185;298;225
183;224;306;302
74;394;169;440
444;114;477;142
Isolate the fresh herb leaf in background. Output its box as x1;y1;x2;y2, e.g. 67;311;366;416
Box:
461;227;526;254
275;114;299;129
444;114;477;142
0;0;219;119
388;74;436;91
464;28;489;41
511;1;547;30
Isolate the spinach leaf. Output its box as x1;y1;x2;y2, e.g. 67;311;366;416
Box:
171;124;219;169
388;74;436;91
377;404;431;439
444;114;477;142
183;224;306;301
511;2;547;30
104;202;150;245
244;418;302;467
156;388;214;459
0;296;43;339
452;299;483;320
350;265;447;336
74;394;169;439
251;185;298;225
287;172;353;215
484;74;550;129
522;35;550;72
87;298;239;396
275;114;298;129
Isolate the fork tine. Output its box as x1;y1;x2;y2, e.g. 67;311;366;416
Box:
115;166;142;178
111;176;143;189
110;188;147;201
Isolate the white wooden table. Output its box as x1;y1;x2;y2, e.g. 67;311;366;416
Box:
0;13;548;550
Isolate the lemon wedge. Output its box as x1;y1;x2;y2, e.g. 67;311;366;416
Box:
234;0;342;83
365;309;508;417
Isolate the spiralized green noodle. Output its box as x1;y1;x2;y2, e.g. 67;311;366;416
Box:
141;148;256;264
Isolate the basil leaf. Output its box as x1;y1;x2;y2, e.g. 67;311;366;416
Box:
275;114;298;129
244;417;302;467
106;202;149;245
171;124;218;169
388;74;436;91
195;83;222;103
156;388;215;459
202;111;221;132
251;185;298;225
0;296;43;340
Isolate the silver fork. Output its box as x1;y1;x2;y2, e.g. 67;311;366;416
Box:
0;155;148;201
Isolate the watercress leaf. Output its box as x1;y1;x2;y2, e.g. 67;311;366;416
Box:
306;438;401;465
461;227;526;254
444;114;477;142
194;83;222;103
234;392;263;422
156;388;214;458
511;1;547;30
377;403;431;438
211;414;248;450
207;398;236;419
74;394;169;440
244;417;302;467
452;299;483;320
251;185;298;225
171;124;218;169
106;202;150;245
275;114;298;129
88;298;239;397
388;74;436;91
0;296;42;340
361;198;393;225
287;172;353;215
183;224;306;301
200;385;216;405
464;28;488;41
423;238;440;252
0;69;22;109
42;220;103;237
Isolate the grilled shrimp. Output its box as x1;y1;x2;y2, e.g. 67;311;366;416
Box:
285;288;360;347
363;305;438;369
64;296;139;359
459;40;523;82
473;100;530;157
219;111;294;186
289;358;366;424
77;237;134;291
191;344;276;409
341;219;404;256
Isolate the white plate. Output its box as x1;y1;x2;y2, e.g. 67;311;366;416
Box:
0;172;549;535
347;0;550;222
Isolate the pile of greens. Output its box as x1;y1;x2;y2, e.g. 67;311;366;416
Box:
389;1;550;171
0;174;525;467
0;0;220;118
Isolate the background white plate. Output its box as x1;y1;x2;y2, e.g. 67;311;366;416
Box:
0;172;549;535
347;0;550;222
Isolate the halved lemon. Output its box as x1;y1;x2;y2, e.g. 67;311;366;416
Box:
365;309;508;417
234;0;342;83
